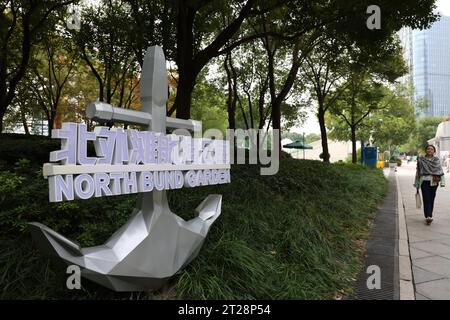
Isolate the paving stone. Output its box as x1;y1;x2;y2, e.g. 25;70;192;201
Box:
416;279;450;300
412;266;446;284
436;238;450;246
415;293;430;300
410;247;434;259
438;254;450;260
414;256;450;277
410;241;450;255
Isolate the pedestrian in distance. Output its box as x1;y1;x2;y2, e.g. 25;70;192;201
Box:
447;155;450;173
414;145;445;225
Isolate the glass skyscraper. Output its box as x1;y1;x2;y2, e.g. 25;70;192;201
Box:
411;16;450;117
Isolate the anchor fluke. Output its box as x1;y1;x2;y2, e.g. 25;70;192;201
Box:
28;194;223;291
28;222;83;257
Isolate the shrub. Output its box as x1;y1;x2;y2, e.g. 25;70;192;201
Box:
0;134;59;166
389;156;402;167
0;133;96;167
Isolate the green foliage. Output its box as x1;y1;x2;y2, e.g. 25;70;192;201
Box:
364;84;415;152
175;160;387;299
282;132;321;144
407;117;443;154
326;43;412;162
0;134;59;165
345;149;361;164
389;156;402;166
0;133;97;167
191;76;228;134
0;135;387;299
304;133;321;144
73;0;141;108
13;158;31;174
0;1;78;132
0;171;25;212
329;82;415;153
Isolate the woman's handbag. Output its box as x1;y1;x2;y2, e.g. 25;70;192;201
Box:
416;189;422;209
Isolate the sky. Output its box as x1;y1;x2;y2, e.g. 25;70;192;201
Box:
436;0;450;16
293;1;450;135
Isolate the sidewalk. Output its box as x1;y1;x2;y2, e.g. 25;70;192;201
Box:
397;161;450;300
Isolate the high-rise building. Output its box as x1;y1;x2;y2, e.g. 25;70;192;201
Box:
410;16;450;117
399;27;413;76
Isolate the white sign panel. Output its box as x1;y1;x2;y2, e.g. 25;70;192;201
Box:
45;122;231;202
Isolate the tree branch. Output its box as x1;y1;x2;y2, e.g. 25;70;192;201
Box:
194;0;256;68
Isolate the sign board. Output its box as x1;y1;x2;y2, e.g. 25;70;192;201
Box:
44;123;230;202
29;46;230;292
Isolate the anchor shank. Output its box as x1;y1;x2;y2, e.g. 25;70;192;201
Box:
86;101;201;132
139;46;170;220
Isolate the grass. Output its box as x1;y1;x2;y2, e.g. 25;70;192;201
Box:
0;134;388;299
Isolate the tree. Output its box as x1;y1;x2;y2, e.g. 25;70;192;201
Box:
300;38;350;163
328;77;385;163
171;0;258;120
410;117;443;153
362;83;415;152
217;38;273;137
304;133;320;144
149;0;328;119
213;4;320;155
328;82;415;155
124;0;176;67
73;0;139;106
298;0;437;162
0;0;77;132
223;50;239;129
327;40;408;163
117;0;439;154
60;61;108;130
27;34;76;134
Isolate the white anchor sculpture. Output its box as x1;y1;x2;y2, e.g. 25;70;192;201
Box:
28;46;223;292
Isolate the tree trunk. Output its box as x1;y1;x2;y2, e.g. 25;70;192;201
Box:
82;50;104;102
271;101;281;156
351;87;357;163
271;44;302;157
48;110;56;137
106;75;112;104
318;104;330;163
266;44;282;157
173;2;196;120
258;74;269;130
351;126;357;164
174;72;197;120
20;105;30;135
224;53;238;129
162;0;170;56
0;103;6;133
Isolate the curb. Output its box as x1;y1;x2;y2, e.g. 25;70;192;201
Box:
396;172;415;300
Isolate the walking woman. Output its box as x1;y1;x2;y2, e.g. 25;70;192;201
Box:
414;145;445;225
